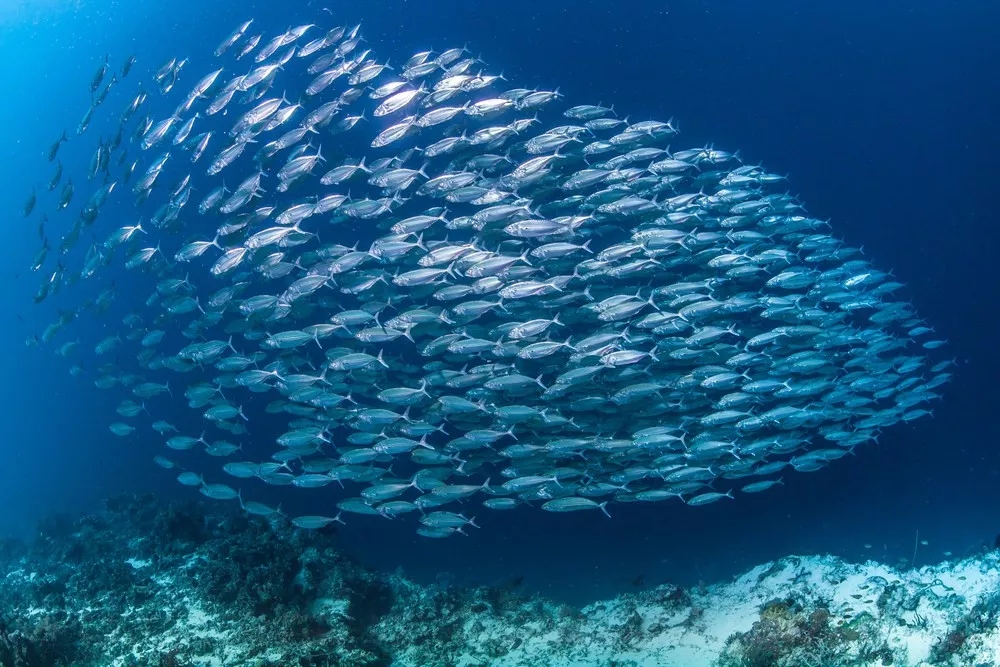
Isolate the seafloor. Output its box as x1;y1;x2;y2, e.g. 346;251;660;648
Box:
0;495;997;666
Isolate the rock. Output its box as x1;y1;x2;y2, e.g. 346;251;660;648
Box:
1;495;999;665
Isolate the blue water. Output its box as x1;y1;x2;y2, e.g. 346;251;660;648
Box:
0;0;996;606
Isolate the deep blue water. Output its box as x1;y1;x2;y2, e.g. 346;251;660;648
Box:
0;0;997;605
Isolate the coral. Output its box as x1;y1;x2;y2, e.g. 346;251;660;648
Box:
928;589;1000;664
715;596;885;667
191;518;303;616
0;613;84;667
4;495;1000;666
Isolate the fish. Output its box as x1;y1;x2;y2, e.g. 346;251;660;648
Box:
77;105;96;135
48;161;63;191
47;131;68;162
152;420;178;434
215;19;253;57
153;455;175;469
90;54;109;94
109;422;135;437
22;10;950;541
22;189;36;217
291;514;344;529
121;55;136;78
542;497;611;517
741;478;783;493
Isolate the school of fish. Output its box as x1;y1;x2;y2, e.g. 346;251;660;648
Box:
21;12;952;537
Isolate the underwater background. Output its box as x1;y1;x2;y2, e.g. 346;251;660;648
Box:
0;0;996;610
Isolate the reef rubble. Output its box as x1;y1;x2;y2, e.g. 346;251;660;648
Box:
0;495;997;666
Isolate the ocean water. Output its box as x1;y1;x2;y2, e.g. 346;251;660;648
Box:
0;0;996;611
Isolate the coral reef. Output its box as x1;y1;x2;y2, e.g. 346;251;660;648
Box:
1;495;1000;666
